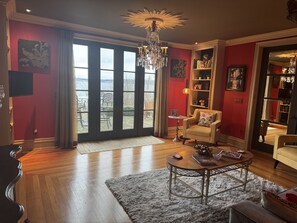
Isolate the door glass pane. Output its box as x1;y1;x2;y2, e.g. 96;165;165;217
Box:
143;68;155;128
73;44;88;67
123;111;134;130
101;70;114;91
123;72;135;91
144;73;155;91
143;92;154;128
74;44;89;134
124;51;136;72
100;111;113;132
75;68;88;90
100;92;113;132
143;111;154;128
76;91;88;134
144;93;154;109
100;48;114;70
123;92;135;129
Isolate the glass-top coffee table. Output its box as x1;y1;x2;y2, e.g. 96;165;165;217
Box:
166;146;253;204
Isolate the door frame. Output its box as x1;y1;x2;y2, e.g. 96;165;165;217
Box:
245;36;297;151
74;39;155;142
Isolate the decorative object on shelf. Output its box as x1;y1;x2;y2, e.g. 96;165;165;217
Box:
287;0;297;24
226;65;246;92
18;39;50;73
196;55;213;69
170;59;187;78
123;9;186;70
199;99;205;106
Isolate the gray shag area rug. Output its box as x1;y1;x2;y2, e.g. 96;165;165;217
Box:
105;168;285;223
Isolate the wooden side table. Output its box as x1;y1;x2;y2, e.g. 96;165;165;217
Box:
168;115;187;142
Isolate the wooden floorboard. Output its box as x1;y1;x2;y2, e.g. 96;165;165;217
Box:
16;137;297;223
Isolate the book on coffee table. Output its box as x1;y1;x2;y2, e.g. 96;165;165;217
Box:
192;154;216;166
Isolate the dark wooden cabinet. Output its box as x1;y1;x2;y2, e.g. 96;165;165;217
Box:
0;145;24;223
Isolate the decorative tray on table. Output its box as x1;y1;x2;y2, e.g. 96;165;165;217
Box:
221;151;242;159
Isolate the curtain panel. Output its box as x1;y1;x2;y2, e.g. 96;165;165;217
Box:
55;30;77;148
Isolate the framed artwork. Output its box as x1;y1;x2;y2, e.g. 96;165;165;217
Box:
225;66;246;92
170;59;186;78
18;39;50;73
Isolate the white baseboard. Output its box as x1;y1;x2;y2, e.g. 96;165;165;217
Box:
13;137;56;150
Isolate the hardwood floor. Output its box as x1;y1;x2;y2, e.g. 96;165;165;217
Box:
16;138;297;223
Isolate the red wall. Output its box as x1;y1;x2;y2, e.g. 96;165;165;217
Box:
9;21;58;140
167;48;192;127
221;43;256;139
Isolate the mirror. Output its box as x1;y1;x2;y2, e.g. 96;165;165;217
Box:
259;50;296;145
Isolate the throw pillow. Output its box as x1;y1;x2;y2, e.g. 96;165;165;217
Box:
198;112;216;127
261;190;297;223
286;193;297;204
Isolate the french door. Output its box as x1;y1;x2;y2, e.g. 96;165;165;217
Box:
73;40;156;142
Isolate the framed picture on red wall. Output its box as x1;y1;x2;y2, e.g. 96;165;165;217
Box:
226;66;246;92
18;39;50;74
170;59;186;78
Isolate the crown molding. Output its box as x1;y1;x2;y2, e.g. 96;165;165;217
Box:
10;12;193;49
226;28;297;46
192;39;226;50
10;11;296;49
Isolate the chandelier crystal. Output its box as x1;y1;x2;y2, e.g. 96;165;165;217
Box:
137;20;168;70
123;9;186;70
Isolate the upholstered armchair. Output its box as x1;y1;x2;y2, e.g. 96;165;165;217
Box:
273;134;297;170
182;109;222;145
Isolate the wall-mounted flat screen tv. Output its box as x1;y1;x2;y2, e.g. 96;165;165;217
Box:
9;71;33;97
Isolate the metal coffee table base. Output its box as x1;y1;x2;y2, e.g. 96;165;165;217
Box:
168;165;205;203
168;161;252;204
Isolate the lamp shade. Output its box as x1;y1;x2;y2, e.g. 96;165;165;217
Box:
182;88;190;94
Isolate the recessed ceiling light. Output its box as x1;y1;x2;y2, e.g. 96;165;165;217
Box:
26;9;31;13
195;42;198;45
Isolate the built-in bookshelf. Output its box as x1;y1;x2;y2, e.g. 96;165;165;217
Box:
188;41;225;116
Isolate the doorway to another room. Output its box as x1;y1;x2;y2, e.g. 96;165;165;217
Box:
252;45;297;152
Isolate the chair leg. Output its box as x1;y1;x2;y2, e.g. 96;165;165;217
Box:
182;138;186;144
274;160;279;169
261;135;265;143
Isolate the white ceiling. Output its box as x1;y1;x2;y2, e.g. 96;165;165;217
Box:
14;0;297;45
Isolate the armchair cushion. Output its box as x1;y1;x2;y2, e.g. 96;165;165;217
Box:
187;125;211;137
198;112;216;127
277;146;297;162
273;134;297;170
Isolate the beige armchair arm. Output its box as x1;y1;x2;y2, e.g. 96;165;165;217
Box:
274;134;297;150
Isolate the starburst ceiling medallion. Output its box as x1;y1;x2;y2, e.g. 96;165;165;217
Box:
123;8;186;29
123;9;186;70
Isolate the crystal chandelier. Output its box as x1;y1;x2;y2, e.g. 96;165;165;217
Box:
137;20;168;70
123;9;186;70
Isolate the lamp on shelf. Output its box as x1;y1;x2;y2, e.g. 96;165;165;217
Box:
123;9;186;70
